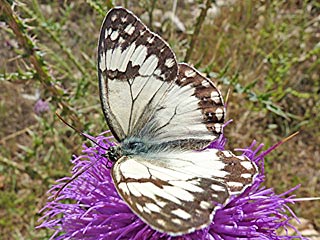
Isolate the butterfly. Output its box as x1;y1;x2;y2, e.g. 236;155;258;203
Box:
97;7;258;236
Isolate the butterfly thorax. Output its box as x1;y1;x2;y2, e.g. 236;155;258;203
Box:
121;137;150;155
108;137;150;162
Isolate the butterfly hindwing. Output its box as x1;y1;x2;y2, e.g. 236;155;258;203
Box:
98;7;178;141
111;148;257;235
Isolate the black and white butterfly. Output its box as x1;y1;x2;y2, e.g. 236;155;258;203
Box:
97;7;258;236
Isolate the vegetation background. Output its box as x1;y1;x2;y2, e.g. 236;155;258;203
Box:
0;0;319;239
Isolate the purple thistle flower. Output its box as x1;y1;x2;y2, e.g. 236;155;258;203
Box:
38;131;305;240
34;99;50;115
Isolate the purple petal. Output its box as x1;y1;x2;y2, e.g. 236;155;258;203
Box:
38;133;304;239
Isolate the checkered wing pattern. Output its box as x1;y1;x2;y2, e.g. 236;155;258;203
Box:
98;8;224;147
98;7;178;142
112;148;257;235
97;7;258;236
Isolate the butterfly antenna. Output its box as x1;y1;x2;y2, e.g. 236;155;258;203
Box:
55;112;109;151
54;112;111;200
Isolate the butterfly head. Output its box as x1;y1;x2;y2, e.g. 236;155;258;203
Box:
107;137;150;162
107;146;123;162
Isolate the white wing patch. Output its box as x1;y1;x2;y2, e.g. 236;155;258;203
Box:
165;58;175;68
142;83;213;144
107;80;132;134
118;42;136;72
124;23;135;35
171;209;191;219
129;78;170;135
131;45;148;67
110;30;119;41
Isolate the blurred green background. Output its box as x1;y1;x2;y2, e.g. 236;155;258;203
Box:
0;0;319;239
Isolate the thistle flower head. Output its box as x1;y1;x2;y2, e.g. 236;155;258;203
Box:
38;132;304;240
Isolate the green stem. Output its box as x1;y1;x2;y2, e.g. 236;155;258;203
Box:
184;0;213;62
1;0;78;118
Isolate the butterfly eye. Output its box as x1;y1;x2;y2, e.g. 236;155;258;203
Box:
107;146;122;162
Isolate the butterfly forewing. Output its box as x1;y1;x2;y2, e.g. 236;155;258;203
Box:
177;63;225;134
139;63;225;149
98;7;178;141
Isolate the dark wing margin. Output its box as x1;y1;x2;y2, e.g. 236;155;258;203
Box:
217;150;259;194
98;7;178;141
177;63;225;136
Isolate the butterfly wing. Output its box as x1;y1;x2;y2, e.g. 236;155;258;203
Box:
98;7;178;141
139;63;225;149
99;7;258;236
112;149;258;235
